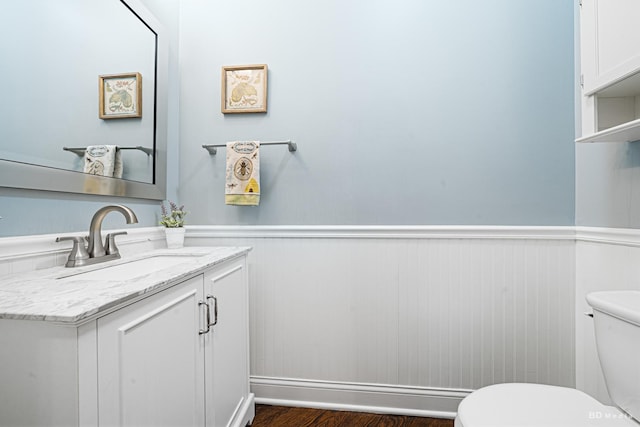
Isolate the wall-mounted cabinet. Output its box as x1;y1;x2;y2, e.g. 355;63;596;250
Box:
577;0;640;143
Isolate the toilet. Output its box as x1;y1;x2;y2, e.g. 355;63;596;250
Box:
455;290;640;427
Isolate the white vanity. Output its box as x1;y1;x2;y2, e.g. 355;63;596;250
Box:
0;246;254;427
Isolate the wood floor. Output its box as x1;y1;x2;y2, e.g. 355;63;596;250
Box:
251;405;454;427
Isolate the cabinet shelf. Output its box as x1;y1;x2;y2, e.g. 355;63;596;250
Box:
579;66;640;143
576;117;640;143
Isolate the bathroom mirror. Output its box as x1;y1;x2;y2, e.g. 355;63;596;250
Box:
0;0;167;200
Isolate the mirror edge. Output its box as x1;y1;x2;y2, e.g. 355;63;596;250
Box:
0;0;168;201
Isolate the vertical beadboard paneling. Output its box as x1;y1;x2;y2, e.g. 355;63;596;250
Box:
188;227;576;392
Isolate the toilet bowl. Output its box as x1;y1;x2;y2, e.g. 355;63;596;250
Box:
455;291;640;427
454;383;635;427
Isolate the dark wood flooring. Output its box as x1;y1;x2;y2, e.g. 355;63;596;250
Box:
251;404;454;427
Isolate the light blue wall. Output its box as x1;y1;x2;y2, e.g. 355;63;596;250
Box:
178;0;575;226
1;1;575;238
0;188;161;237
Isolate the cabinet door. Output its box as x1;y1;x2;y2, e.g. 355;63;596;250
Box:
97;275;206;427
582;0;640;91
204;259;250;427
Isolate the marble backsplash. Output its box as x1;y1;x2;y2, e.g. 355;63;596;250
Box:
0;227;166;276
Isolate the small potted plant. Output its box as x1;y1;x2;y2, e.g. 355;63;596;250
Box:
160;200;187;248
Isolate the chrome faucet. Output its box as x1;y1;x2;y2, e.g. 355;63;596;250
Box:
87;205;138;258
57;204;138;267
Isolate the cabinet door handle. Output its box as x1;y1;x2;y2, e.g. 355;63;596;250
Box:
198;300;211;335
207;295;218;327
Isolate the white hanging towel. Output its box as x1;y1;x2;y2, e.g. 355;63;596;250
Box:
225;141;260;205
113;150;123;178
83;145;122;178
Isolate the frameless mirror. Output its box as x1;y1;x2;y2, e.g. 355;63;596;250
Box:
0;0;167;200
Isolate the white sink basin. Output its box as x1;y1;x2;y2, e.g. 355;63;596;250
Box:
58;254;206;281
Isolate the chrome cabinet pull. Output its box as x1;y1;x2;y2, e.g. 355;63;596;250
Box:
207;295;218;327
198;300;211;335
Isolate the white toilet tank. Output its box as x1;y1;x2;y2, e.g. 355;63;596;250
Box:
587;291;640;422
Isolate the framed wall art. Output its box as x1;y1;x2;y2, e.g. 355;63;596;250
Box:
221;64;268;114
99;72;142;119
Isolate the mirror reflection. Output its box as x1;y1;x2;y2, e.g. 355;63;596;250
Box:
0;0;157;184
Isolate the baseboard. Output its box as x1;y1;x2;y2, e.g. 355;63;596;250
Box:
250;376;470;419
231;393;255;427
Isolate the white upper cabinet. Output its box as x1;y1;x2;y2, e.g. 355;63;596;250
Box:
578;0;640;143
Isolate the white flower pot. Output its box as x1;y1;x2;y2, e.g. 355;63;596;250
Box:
165;227;185;249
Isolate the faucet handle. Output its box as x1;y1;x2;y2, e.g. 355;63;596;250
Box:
56;236;90;267
105;231;127;256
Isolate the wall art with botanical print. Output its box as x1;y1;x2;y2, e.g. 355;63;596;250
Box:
221;64;267;114
99;72;142;119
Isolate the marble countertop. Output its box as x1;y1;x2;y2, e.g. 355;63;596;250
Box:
0;246;251;325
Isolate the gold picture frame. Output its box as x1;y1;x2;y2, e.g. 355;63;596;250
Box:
221;64;268;114
99;72;142;119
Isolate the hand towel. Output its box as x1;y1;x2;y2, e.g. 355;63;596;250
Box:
225;141;260;205
113;149;123;178
83;145;121;178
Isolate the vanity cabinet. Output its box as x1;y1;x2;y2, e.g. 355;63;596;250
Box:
0;251;253;427
97;275;206;426
98;257;251;427
203;262;251;427
578;0;640;143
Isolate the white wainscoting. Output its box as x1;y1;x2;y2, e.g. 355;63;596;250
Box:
187;226;576;418
575;227;640;406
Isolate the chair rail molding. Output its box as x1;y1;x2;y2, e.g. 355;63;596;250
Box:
575;226;640;247
185;225;576;240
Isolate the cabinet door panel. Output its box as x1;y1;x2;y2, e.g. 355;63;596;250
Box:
583;0;640;92
204;261;249;427
98;276;206;427
595;0;640;77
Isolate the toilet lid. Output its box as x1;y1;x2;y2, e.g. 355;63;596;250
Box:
456;383;637;427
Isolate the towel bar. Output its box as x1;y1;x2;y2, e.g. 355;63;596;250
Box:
63;146;154;156
202;140;297;155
